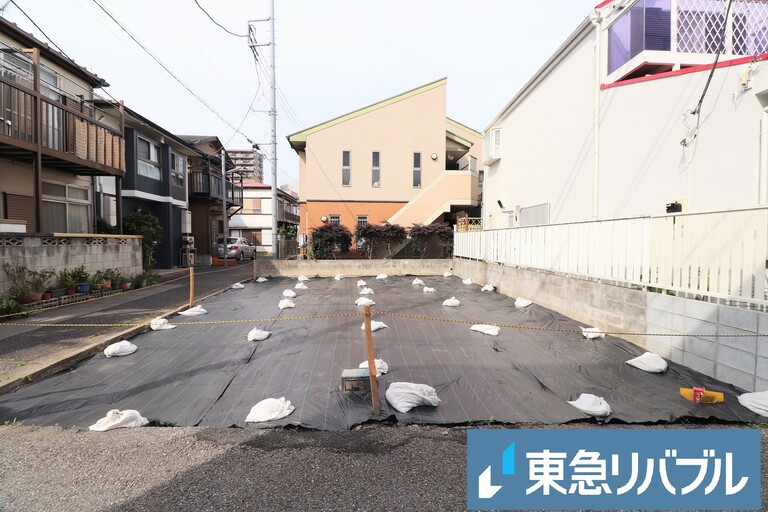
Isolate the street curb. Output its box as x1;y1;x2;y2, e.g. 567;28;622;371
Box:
0;279;247;397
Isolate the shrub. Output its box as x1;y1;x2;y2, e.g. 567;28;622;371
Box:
379;223;406;258
310;223;352;260
354;223;381;259
408;223;454;259
123;212;163;270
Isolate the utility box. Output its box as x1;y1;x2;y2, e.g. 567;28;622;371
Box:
341;368;371;392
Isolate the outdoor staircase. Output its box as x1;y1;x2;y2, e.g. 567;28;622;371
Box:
387;170;477;227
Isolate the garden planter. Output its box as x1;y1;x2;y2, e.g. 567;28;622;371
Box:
119;282;130;290
103;279;112;289
16;296;36;304
111;283;120;290
50;288;65;298
33;292;43;301
75;283;91;294
41;292;52;301
65;287;76;296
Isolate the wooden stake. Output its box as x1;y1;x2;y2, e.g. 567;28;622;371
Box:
189;266;195;308
363;304;381;416
252;256;257;280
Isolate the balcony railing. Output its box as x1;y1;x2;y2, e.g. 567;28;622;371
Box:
189;170;242;206
279;210;300;224
0;76;125;176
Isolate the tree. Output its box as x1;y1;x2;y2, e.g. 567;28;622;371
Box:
123;212;163;270
408;223;454;259
310;223;352;260
355;223;381;259
379;222;406;258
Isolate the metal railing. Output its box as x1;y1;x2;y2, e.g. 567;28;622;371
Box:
455;207;768;305
189;171;243;206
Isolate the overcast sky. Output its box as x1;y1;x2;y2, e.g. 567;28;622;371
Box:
4;0;598;190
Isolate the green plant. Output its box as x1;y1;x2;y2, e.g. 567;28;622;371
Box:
57;268;77;288
0;293;26;317
310;223;353;260
123;212;163;270
408;223;454;259
95;216;118;234
379;222;407;258
2;417;23;427
277;226;297;238
70;265;90;285
3;262;34;299
355;223;381;259
28;269;55;293
131;271;158;289
89;272;104;286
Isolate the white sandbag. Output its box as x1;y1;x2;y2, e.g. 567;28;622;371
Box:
443;272;452;277
361;320;388;331
357;279;366;287
104;340;137;358
738;391;768;417
178;305;207;316
297;275;310;281
247;328;271;342
568;393;612;417
295;282;308;290
423;286;435;293
149;317;176;330
462;277;472;285
334;274;344;280
515;297;533;309
385;382;441;413
625;352;668;373
442;296;461;307
376;273;388;280
256;277;268;283
278;299;295;310
355;297;376;306
581;327;606;339
245;397;295;423
360;287;374;295
471;324;500;336
481;284;495;292
231;282;245;289
412;278;425;286
359;359;390;377
89;409;148;431
282;289;297;298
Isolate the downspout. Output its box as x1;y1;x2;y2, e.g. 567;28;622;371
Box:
590;10;602;220
760;108;768;205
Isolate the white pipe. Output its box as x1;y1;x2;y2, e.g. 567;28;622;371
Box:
591;11;601;220
760;110;768;205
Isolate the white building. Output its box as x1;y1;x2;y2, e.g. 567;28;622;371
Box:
483;0;768;229
228;181;299;254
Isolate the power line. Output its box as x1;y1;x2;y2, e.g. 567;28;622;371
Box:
91;0;254;144
192;0;246;38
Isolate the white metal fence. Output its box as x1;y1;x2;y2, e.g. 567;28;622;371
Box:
455;208;768;304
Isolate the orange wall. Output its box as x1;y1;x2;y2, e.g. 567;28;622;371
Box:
299;201;407;238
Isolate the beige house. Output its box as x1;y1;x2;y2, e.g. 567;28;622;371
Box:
287;78;480;246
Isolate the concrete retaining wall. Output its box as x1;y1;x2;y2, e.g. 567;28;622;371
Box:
254;258;453;279
0;234;143;293
453;257;768;392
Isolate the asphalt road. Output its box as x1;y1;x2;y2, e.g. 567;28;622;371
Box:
0;424;766;512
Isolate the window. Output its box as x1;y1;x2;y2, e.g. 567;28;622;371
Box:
329;214;340;224
413;152;421;188
171;152;186;188
371;152;380;187
608;0;671;74
356;215;368;250
342;150;350;186
469;156;477;173
483;128;502;164
244;198;261;213
42;182;90;233
137;136;161;180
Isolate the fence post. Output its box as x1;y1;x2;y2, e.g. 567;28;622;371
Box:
363;304;381;416
253;256;257;280
189;266;194;308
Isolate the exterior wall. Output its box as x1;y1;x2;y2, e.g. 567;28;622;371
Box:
0;234;142;294
255;258;452;279
483;27;597;229
299;200;406;240
300;82;446;203
453;257;768;392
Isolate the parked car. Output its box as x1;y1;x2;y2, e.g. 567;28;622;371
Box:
216;237;255;261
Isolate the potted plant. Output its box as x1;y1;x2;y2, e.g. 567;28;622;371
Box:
57;268;77;295
99;269;114;289
71;265;90;294
89;272;105;291
28;269;54;301
109;269;122;290
3;262;35;303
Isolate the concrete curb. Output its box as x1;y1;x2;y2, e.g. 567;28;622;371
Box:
0;281;242;396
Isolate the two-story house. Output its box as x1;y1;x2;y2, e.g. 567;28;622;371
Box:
228;181;299;255
95;103;199;269
287;78;481;247
180;135;241;265
0;17;124;234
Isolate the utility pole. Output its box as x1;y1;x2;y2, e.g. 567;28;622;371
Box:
249;0;278;260
221;148;228;267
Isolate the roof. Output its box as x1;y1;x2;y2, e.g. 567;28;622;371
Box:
0;16;109;87
287;78;448;151
446;118;481;138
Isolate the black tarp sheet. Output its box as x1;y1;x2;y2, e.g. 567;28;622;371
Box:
0;276;761;430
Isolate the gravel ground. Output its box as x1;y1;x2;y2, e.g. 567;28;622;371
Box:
0;423;765;512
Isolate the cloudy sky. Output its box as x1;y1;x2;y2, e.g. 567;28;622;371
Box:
4;0;599;190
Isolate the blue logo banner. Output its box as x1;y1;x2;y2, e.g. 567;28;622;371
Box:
467;429;760;510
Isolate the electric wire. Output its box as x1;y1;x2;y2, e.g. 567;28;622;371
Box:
192;0;247;38
90;0;253;144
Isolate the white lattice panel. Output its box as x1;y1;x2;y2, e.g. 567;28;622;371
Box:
677;0;768;55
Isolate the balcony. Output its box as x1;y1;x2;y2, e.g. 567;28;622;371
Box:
189;170;243;206
278;209;300;224
0;75;124;176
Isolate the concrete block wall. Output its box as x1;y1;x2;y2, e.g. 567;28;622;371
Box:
453;257;768;392
0;234;142;293
255;258;453;278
